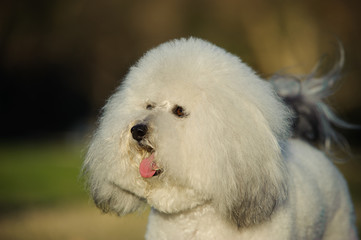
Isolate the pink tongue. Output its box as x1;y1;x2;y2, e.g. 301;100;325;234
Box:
139;153;158;178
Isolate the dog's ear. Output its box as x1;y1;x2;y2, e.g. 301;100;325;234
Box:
215;105;287;227
82;133;146;215
230;118;287;228
91;183;145;215
222;99;289;228
196;84;291;228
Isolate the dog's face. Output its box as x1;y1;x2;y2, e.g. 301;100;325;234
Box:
83;38;292;227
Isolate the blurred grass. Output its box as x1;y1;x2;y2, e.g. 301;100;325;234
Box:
0;140;148;240
0;141;88;212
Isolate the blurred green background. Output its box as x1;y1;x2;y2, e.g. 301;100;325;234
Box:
0;0;360;239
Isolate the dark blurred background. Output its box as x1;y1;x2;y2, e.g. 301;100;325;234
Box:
0;0;360;239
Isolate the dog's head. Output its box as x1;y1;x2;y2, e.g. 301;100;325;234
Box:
83;38;292;227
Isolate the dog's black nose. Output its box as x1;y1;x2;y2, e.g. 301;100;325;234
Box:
131;124;148;142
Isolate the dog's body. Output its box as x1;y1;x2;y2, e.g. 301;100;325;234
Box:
83;38;358;239
146;139;355;239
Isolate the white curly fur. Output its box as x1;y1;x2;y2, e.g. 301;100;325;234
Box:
83;38;358;239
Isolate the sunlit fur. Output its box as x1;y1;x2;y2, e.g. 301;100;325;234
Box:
83;38;358;239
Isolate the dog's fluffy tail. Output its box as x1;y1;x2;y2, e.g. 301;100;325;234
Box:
270;44;358;156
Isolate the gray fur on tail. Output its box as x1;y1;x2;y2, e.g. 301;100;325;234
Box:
270;44;358;155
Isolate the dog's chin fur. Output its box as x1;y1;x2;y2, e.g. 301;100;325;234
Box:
83;38;358;239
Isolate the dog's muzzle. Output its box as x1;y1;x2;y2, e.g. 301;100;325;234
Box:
131;124;148;142
130;123;162;178
130;123;154;153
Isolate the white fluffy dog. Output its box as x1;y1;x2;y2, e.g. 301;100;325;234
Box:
83;38;358;239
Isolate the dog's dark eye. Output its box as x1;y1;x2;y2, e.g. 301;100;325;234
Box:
172;105;186;118
146;104;154;110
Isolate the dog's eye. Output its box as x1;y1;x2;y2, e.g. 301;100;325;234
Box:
172;105;186;118
146;104;154;110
